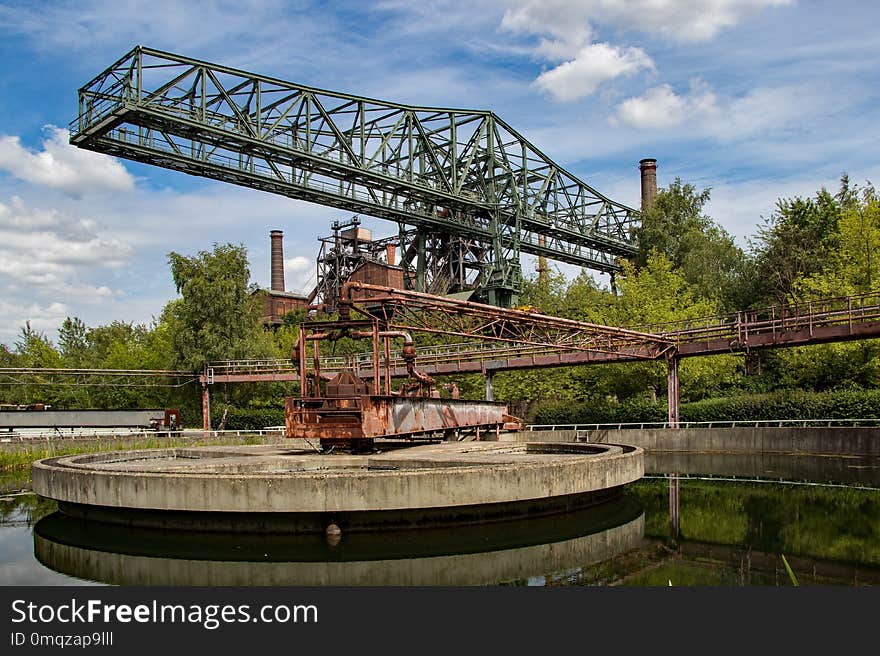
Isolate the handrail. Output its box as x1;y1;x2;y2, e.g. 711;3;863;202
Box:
525;418;880;430
0;428;286;442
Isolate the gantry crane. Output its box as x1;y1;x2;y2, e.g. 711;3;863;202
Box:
69;46;640;307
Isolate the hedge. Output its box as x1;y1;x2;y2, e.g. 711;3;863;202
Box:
209;388;880;429
210;406;285;430
532;388;880;425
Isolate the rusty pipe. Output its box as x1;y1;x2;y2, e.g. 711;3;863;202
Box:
377;330;413;346
374;329;433;385
291;332;333;364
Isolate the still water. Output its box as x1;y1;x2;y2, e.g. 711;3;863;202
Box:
2;452;879;586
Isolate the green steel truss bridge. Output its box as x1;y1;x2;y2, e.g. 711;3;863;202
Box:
69;46;639;307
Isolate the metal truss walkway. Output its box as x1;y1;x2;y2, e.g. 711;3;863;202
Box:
69;46;639;306
8;292;880;387
8;291;880;430
202;289;880;382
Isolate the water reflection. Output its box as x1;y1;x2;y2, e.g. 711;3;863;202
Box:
4;452;880;586
629;454;880;585
646;451;880;487
650;452;880;549
32;496;645;586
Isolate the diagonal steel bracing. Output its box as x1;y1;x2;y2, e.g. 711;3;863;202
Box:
69;46;640;307
339;282;673;359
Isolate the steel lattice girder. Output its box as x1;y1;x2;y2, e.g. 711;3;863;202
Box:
69;46;639;278
338;282;673;359
0;368;197;388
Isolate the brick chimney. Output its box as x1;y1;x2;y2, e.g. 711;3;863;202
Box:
270;230;285;291
639;158;657;212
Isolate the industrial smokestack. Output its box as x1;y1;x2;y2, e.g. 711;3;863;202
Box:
270;229;285;291
639;158;657;212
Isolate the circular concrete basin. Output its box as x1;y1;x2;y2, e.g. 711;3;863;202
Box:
32;441;643;531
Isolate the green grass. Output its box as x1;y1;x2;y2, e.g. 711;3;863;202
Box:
0;434;265;474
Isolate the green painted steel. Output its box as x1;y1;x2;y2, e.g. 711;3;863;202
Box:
69;46;640;306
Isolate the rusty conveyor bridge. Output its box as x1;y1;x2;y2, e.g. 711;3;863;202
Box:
8;290;880;379
9;290;880;385
7;289;880;432
203;288;880;381
206;287;880;431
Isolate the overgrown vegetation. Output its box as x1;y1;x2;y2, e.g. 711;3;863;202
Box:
0;434;265;474
3;175;879;424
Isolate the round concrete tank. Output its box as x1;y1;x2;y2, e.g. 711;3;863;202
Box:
32;442;644;533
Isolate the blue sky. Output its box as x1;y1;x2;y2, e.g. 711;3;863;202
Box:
0;0;878;346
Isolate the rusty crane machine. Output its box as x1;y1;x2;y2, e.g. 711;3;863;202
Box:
68;46;646;449
285;281;674;450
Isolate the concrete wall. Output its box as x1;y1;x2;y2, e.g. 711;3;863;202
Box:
0;409;168;429
512;426;880;457
32;443;644;515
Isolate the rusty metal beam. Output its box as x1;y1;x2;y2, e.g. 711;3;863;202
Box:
339;281;673;358
676;320;880;357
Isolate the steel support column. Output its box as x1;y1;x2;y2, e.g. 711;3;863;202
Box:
201;383;211;433
485;370;494;401
669;474;680;547
415;232;426;293
667;354;679;429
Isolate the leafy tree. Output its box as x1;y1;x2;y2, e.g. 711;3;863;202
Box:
605;254;740;402
496;253;743;414
166;243;272;372
0;343;16;366
14;322;61;368
750;182;844;304
58;317;88;367
635;178;750;310
773;181;880;390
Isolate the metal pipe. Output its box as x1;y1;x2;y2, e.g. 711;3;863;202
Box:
377;330;413;345
201;383;211;433
667;355;679;429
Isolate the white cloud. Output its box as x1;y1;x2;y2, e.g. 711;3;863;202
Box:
284;255;314;294
285;256;311;273
710;86;802;141
533;43;653;101
502;0;795;99
501;0;795;46
0;300;71;342
614;81;717;129
612;81;806;143
0;126;134;196
0;197;130;297
501;1;596;60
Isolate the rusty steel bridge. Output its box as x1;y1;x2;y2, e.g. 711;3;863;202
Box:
7;289;880;431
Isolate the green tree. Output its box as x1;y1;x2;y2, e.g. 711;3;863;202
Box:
750;183;844;304
774;182;880;390
635;179;750;310
166;243;272;372
14;322;61;368
58;316;88;367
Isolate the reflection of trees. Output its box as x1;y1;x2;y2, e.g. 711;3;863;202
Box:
629;480;880;566
0;494;57;526
742;494;787;555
